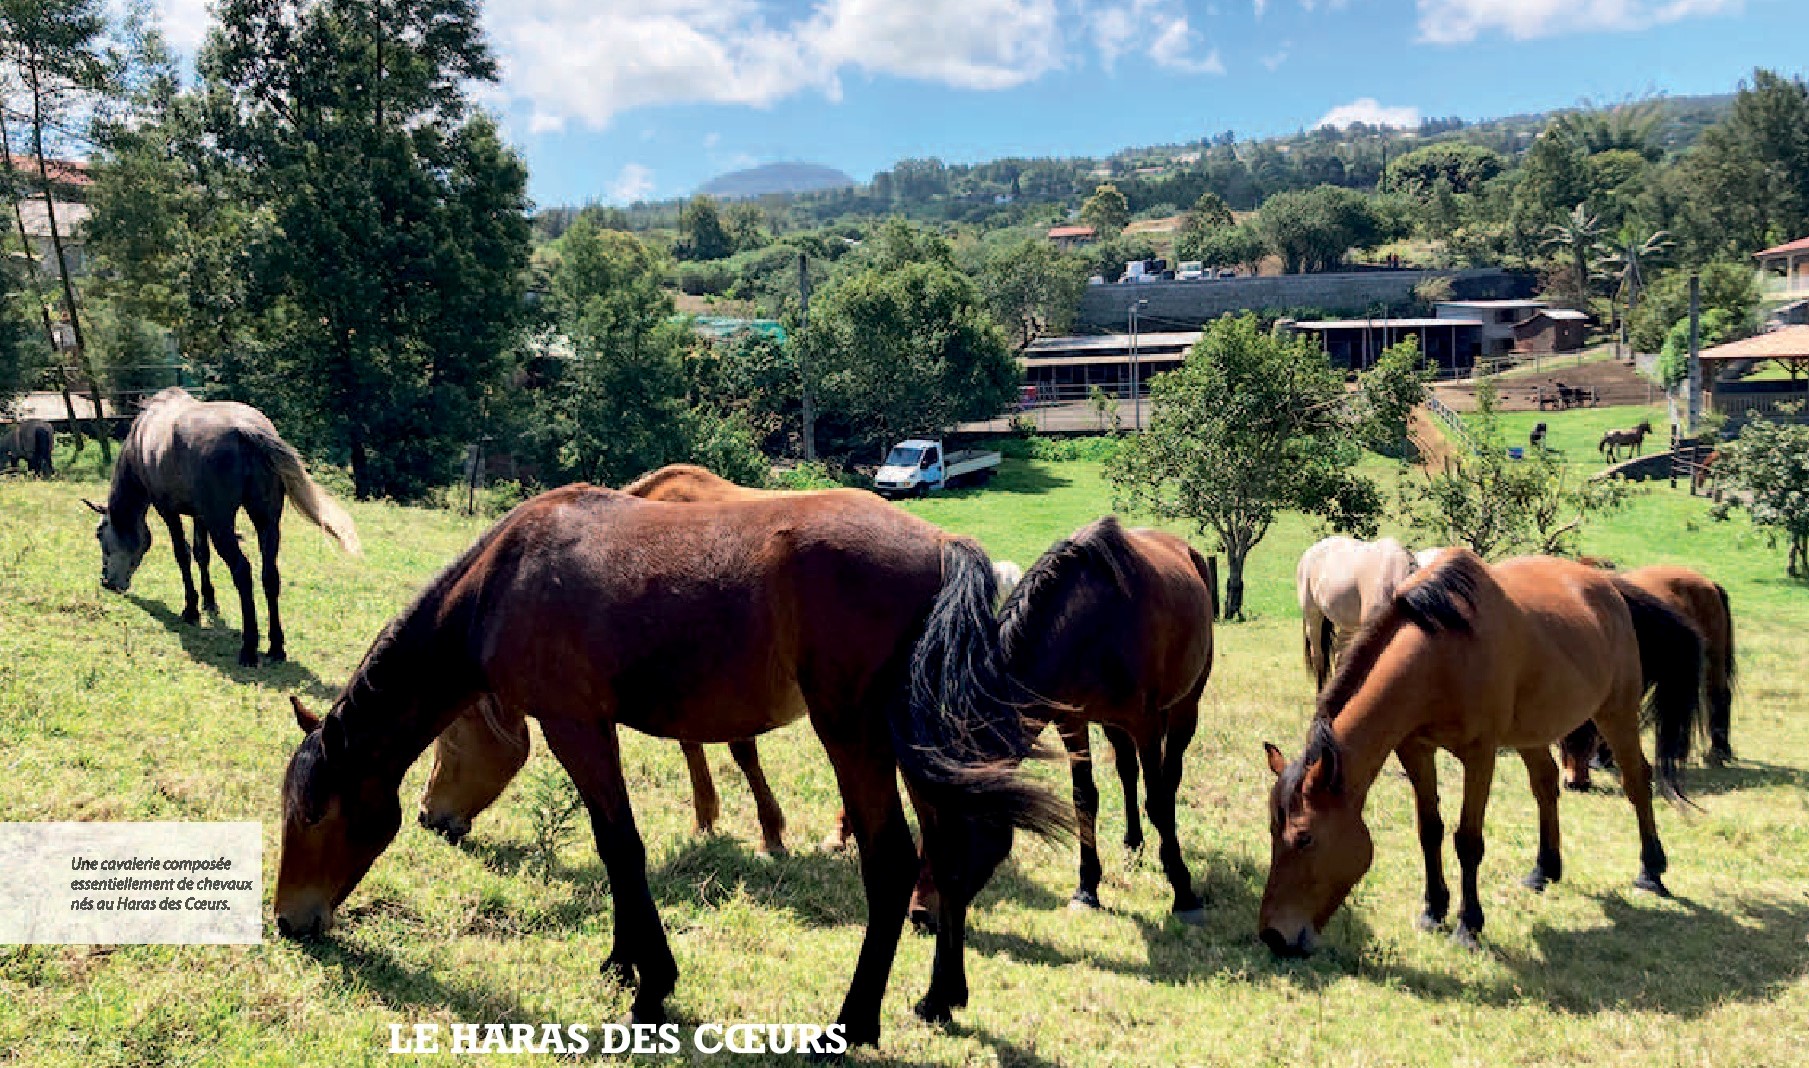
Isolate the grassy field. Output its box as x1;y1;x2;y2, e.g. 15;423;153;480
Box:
2;440;1807;1067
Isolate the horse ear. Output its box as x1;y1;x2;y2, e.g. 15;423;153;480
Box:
291;695;321;734
82;498;107;515
1302;752;1342;797
1264;742;1287;777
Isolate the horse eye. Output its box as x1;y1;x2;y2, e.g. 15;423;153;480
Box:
1295;832;1315;850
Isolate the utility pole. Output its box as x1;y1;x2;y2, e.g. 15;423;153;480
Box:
1686;273;1702;437
1129;298;1148;431
797;252;816;461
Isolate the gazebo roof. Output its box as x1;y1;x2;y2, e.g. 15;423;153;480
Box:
1696;324;1809;361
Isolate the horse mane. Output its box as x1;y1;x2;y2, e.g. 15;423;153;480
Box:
141;386;195;410
998;516;1136;662
1279;715;1343;800
1316;549;1484;722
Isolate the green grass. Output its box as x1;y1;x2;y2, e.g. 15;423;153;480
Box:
3;452;1807;1066
1465;403;1671;471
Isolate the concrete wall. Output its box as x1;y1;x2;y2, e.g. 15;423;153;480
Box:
1075;267;1535;333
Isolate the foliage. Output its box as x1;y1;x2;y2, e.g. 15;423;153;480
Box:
1355;337;1431;455
1080;183;1131;235
1675;70;1809;260
1717;413;1809;577
520;758;583;878
1397;379;1626;558
677;195;733;261
0;266;40;411
978;238;1087;349
1107;315;1380;618
1628;262;1759;354
684;330;801;456
1385;142;1506;198
1255;185;1394;273
770;459;852;490
1540;202;1609;307
1655;308;1741;388
1412;275;1455;309
994;433;1121;462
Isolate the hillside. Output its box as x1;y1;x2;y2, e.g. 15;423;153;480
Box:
697;162;854;199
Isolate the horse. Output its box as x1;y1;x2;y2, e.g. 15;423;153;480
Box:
1297;536;1418;690
84;388;360;666
1598;420;1654;463
0;419;53;476
1529;422;1548;452
1561;565;1735;787
416;463;1026;859
1258;550;1704;957
274;485;1068;1046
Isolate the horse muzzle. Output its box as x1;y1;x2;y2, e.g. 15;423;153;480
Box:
275;906;333;941
1260;925;1316;958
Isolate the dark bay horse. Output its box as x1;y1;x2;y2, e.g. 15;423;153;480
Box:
1001;517;1216;919
1598;420;1654;463
275;485;1067;1046
1;419;53;476
84;388;360;666
1259;550;1704;956
1563;565;1736;785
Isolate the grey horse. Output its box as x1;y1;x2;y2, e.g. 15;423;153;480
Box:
0;419;53;476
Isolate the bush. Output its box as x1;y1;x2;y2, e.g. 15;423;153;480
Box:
676;260;734;296
771;459;859;490
993;433;1122;462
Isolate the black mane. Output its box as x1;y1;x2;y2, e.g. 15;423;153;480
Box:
1279;715;1343;801
1316;548;1485;722
998;516;1135;662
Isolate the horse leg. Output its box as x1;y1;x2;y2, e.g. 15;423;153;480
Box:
728;739;787;856
252;512;285;662
205;513;259;667
1058;717;1103;910
1137;713;1202;922
1559;721;1599;791
1450;744;1496;950
539;716;678;1024
1398;738;1448;930
1104;724;1142;851
1518;746;1563;891
1594;706;1671;897
1155;694;1204;921
191;518;218;615
161;509;199;624
683;743;720;836
818;737;915;1048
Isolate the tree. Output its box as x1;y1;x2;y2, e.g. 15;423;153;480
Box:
1107;315;1381;619
723;201;768;254
1384;142;1506;199
978;238;1087;350
1628;262;1759;354
1256;185;1389;273
1541;203;1609;307
1512;125;1590;248
800;259;1019;456
1718;414;1809;577
1080;183;1130;235
199;0;532;499
1186;221;1266;274
0;259;41;410
1656;308;1741;388
677;195;733;260
1676;69;1809;259
1182;190;1234;231
1355;336;1430;456
1396;379;1624;558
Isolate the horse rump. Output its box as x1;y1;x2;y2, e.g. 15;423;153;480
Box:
237;424;363;556
1613;578;1707;798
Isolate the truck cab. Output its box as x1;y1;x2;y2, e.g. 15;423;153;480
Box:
873;438;1001;496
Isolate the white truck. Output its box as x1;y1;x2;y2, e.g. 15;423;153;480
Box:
872;438;1000;496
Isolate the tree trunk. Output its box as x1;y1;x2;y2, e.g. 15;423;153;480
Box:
350;437;370;501
0;118;83;452
1223;547;1248;621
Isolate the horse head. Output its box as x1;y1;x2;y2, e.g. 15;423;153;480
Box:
1258;737;1372;957
84;499;150;592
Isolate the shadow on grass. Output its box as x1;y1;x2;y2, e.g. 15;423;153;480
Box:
952;462;1074;497
1568;758;1809;798
123;592;337;699
300;936;535;1023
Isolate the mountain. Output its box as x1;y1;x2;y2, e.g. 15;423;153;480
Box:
698;162;855;199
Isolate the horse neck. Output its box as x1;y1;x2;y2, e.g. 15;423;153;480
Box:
106;459;151;530
1326;630;1440;805
336;616;484;787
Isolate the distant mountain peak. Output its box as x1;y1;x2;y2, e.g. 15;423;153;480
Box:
697;162;854;200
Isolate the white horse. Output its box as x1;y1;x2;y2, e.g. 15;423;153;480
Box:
1296;536;1418;690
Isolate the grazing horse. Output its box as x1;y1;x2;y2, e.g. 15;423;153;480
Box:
1259;550;1704;957
1562;565;1736;786
1529;422;1548;452
275;485;1067;1046
1297;536;1418;690
84;388;360;666
417;463;1025;859
1;419;54;476
1598;420;1655;463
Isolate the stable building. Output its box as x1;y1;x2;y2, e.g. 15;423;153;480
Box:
1290;318;1482;373
1435;299;1549;354
1512;308;1589;354
1019;331;1199;402
1756;236;1809;298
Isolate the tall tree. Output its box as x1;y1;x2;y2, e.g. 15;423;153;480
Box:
1080;183;1130;235
1108;315;1381;619
1677;69;1809;258
677;195;732;260
978;238;1086;350
199;0;531;499
1541;203;1609;307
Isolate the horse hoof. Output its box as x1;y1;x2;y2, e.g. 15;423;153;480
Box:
266;647;287;663
1451;926;1483;952
181;608;200;625
908;907;937;935
1706;748;1732;769
1634;872;1671;898
1414;911;1444;932
1068;889;1100;911
913;997;953;1025
1123;833;1144;852
819;833;850;853
756;844;788;859
1562;779;1590;793
625;1005;667;1027
237;649;259;668
1172;907;1207;927
1521;871;1548;893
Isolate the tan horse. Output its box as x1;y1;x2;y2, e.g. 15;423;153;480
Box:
1297;536;1418;690
276;485;1067;1046
1260;550;1704;956
1598;420;1654;463
1563;564;1736;786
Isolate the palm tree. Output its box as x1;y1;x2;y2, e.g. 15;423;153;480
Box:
1542;203;1609;306
1601;228;1673;356
1552;101;1664;161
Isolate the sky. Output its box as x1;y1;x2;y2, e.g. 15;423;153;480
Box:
146;0;1804;208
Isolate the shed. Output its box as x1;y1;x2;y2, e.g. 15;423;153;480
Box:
1512;308;1588;354
1290;318;1482;373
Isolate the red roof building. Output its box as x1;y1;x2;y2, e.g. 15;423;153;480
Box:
1755;236;1809;297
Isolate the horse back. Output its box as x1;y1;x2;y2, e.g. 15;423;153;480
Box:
1621;565;1727;671
124;397;283;513
1486;556;1644;740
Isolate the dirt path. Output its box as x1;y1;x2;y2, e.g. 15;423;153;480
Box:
1434;356;1660;412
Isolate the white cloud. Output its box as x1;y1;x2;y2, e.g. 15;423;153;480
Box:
1315;98;1421;129
150;0;211;51
608;163;656;204
703;132;721;149
1147;17;1225;74
1087;0;1226;76
1416;0;1741;43
1254;0;1269;16
1260;42;1291;71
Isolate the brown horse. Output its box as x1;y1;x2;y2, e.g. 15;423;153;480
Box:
85;388;360;666
1598;420;1654;463
275;485;1067;1046
1259;550;1704;956
1562;565;1736;786
1002;517;1216;918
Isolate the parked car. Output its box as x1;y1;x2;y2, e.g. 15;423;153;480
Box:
872;438;1001;496
1177;260;1205;281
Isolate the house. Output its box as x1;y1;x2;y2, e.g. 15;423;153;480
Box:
1699;325;1809;427
1512;308;1589;354
1435;299;1549;355
14;199;90;278
1046;224;1097;250
1019;331;1200;401
1290;318;1483;373
1755;236;1809;297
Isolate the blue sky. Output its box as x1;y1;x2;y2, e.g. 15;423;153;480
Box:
152;0;1802;207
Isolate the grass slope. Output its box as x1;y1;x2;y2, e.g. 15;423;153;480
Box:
2;450;1806;1066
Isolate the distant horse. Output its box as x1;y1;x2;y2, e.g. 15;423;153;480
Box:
83;388;360;666
1598;420;1655;463
1259;551;1704;957
1562;565;1735;786
417;463;1025;859
275;486;1067;1045
1297;536;1418;690
0;419;53;476
1692;449;1720;495
1529;422;1548;452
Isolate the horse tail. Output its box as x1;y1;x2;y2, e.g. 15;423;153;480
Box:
242;425;363;557
900;538;1071;841
1710;583;1736;753
1614;578;1706;798
1184;544;1218;622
